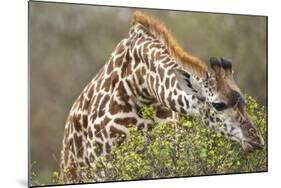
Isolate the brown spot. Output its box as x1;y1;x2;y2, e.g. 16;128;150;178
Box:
167;68;174;75
88;127;93;139
160;86;165;103
109;126;127;146
105;142;111;154
101;116;111;127
77;161;85;168
94;141;103;157
103;77;111;92
178;95;184;106
109;99;131;115
115;43;125;54
209;116;214;123
107;58;114;75
73;115;82;132
135;68;144;85
142;88;150;97
150;61;156;72
168;94;177;112
82;115;88;128
121;53;131;77
114;117;137;127
156;107;173;119
149;76;155;95
147;123;154;131
150;50;156;62
180;107;186;113
176;82;182;90
98;109;105;118
93;124;102;140
82;99;91;112
165;78;170;88
141;66;146;75
73;133;83;158
137;123;145;130
133;49;141;64
149;43;161;50
171;77;176;86
158;66;165;79
184;97;190;108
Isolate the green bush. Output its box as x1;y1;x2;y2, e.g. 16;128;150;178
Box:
85;95;267;182
30;96;267;185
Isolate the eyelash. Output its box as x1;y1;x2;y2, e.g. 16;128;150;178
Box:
211;102;227;111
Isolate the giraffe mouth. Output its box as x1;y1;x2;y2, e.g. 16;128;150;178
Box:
242;140;264;152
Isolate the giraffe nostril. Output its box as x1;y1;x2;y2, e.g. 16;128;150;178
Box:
257;135;265;146
248;135;265;150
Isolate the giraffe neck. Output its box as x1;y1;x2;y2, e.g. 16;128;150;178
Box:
122;24;198;114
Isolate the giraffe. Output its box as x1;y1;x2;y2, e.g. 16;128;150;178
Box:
59;11;264;182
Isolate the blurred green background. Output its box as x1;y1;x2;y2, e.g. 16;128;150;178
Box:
30;1;267;183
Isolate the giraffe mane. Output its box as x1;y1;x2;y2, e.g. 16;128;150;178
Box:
132;11;208;78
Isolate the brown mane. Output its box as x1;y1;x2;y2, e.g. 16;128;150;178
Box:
132;11;208;78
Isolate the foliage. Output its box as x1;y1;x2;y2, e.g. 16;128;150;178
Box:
86;96;267;182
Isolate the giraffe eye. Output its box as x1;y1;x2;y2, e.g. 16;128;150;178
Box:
212;102;227;111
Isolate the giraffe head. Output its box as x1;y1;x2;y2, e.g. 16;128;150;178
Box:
174;57;264;152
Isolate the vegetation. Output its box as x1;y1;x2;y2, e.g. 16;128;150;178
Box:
31;96;267;186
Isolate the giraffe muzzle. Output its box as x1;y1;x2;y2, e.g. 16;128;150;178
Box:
242;135;264;152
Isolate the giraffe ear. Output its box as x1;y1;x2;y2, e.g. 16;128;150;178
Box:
220;57;233;77
209;57;222;74
173;68;204;97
